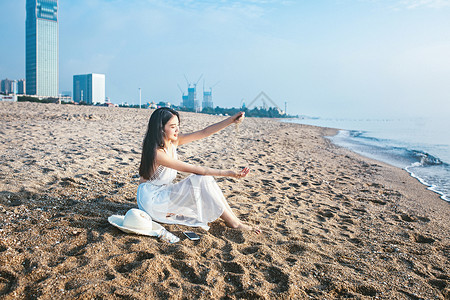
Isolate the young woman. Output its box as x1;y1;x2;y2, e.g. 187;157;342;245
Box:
137;107;260;233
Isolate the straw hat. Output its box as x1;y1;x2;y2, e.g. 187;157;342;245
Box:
108;208;163;237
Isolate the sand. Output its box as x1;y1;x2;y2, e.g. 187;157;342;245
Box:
0;101;448;299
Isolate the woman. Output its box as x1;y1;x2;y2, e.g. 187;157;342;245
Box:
137;107;260;233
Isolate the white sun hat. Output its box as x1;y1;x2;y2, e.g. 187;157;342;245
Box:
108;208;179;243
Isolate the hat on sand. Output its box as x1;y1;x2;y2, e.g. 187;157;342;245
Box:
108;208;162;236
108;209;180;243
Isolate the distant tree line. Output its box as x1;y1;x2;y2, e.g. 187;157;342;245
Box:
18;95;75;105
18;96;100;105
18;95;59;103
194;106;297;118
16;96;297;118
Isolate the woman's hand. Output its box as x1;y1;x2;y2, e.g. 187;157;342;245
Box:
231;112;245;124
226;167;250;179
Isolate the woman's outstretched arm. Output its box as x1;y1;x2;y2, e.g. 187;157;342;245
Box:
177;112;244;146
155;149;249;178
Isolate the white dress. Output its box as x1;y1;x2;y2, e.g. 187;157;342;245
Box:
137;146;227;230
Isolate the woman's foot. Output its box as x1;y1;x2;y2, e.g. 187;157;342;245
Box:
220;210;261;234
231;221;262;234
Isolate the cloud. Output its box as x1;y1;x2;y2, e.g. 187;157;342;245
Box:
399;0;450;9
359;0;450;9
368;0;450;9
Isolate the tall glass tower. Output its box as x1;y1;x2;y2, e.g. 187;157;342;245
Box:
26;0;58;97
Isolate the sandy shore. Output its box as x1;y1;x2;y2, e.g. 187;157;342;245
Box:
0;101;448;299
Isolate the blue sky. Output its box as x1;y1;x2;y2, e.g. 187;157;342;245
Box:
1;0;450;118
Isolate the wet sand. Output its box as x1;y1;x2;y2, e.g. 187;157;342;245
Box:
0;101;448;299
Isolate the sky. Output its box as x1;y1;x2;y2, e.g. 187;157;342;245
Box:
1;0;450;118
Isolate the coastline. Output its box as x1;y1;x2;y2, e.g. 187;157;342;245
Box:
0;102;449;299
404;164;449;202
286;118;450;203
328;128;450;203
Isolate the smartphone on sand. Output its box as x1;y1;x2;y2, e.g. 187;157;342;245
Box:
183;231;200;241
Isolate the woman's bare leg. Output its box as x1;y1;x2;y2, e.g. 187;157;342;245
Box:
220;207;261;233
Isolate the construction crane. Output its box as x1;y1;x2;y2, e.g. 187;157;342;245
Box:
184;74;203;88
246;91;284;113
195;74;203;87
177;84;185;95
203;79;220;93
240;98;246;109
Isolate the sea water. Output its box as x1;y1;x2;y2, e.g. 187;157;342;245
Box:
286;117;450;202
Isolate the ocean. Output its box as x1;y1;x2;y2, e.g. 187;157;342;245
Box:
286;117;450;202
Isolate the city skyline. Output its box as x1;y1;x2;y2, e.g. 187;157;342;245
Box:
1;1;449;118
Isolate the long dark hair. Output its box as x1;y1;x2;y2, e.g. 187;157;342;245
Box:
139;107;180;180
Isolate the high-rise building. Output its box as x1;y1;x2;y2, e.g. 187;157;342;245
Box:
181;76;203;111
17;79;26;94
73;73;106;104
0;79;16;94
26;0;58;97
183;85;201;112
181;94;188;107
202;90;213;109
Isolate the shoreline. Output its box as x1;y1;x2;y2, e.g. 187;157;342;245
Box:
330;129;450;203
285;119;450;203
1;102;449;299
404;164;449;202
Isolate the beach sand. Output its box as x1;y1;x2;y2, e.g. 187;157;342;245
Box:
0;101;448;299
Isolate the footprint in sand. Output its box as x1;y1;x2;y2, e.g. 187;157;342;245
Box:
59;177;77;187
285;242;307;255
42;167;54;173
285;257;297;265
220;243;235;261
47;256;66;268
358;197;386;205
289;182;301;188
224;273;245;294
221;261;244;274
159;245;188;260
113;181;126;188
356;284;379;297
65;244;87;257
22;258;40;275
348;237;363;245
413;234;435;244
400;213;417;222
0;270;18;297
261;179;274;186
114;251;155;275
353;207;367;214
317;209;335;219
338;214;355;225
170;260;205;284
264;266;290;293
267;206;280;214
428;279;448;291
65;279;85;291
240;245;260;255
277;223;290;236
224;229;245;244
